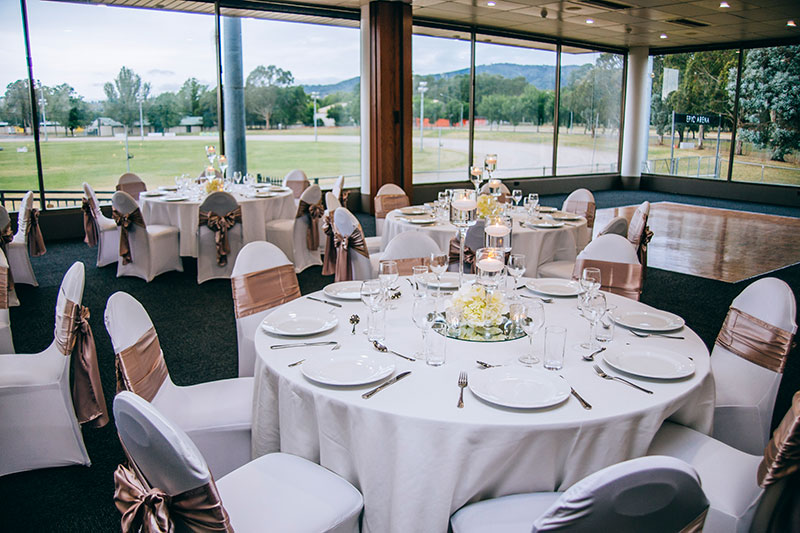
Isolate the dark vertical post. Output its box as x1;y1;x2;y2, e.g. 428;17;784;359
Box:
20;0;46;210
727;48;744;182
223;15;246;176
214;1;225;155
552;43;561;176
468;29;476;174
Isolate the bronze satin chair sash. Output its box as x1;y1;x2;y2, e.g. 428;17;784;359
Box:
572;258;644;301
390;257;432;276
286;179;310;199
0;266;8;310
54;299;110;428
448;237;476;274
680;507;709;533
116;327;169;402
199;206;242;267
296;200;324;250
715;307;793;373
114;462;233;533
321;213;337;276
564;199;596;230
374;194;410;219
112;208;147;265
757;390;800;488
231;264;301;319
82;197;99;247
1;223;15;293
333;227;369;282
27;208;47;257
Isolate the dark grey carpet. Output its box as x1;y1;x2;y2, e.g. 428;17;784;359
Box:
0;194;797;532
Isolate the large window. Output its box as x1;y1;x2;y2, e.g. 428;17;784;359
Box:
474;35;556;179
0;1;40;210
411;30;471;184
557;49;623;175
227;15;360;189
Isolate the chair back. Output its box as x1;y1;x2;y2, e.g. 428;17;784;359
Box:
598;216;628;237
199;191;238;215
15;191;34;239
382;232;442;275
573;234;642;300
283;169;310;198
332;175;345;200
376;183;405;196
532;456;708;533
114;391;211;496
374;184;410;222
333;207;372;281
479;181;510;203
198;192;242;283
231;242;300;376
82;182;106;220
54;262;85;342
111;190;140;217
0;205;11;231
104;291;159;356
116;173;147;201
627;201;651;260
326;192;342;212
563;188;596;230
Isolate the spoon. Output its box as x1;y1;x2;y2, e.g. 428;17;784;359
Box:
582;346;606;361
349;314;360;334
630;330;685;339
372;340;416;362
476;360;502;369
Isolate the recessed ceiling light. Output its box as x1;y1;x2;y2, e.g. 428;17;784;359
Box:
788;20;797;27
487;1;496;6
719;1;730;8
660;33;668;39
586;18;594;24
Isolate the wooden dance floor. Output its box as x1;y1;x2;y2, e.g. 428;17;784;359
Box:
594;202;800;283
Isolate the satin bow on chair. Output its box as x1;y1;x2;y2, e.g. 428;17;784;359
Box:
199;207;242;266
114;463;233;533
82;198;98;247
297;200;324;250
64;303;109;428
112;209;146;265
333;227;369;282
27;208;47;257
0;223;15;292
321;213;337;276
448;237;475;273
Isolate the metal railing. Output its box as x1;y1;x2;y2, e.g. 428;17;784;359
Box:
0;189;116;212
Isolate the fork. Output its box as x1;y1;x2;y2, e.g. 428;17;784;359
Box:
629;330;685;339
457;371;468;408
592;364;653;394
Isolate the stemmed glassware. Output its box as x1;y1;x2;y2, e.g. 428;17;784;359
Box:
507;254;526;297
449;189;478;287
484;215;512;253
205;145;217;166
469;166;484;193
219;155;228;180
484;153;497;178
360;280;386;341
578;292;607;351
518;300;545;365
524;193;540;220
429;251;448;299
511;189;523;211
378;260;399;310
578;267;602;313
412;296;437;360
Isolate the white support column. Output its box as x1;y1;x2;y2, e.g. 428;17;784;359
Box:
621;46;650;189
360;4;371;201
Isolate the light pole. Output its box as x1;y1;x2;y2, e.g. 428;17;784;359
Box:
37;80;48;142
311;91;320;142
418;81;427;151
137;95;144;140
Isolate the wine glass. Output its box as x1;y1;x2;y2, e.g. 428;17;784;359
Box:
205;145;216;166
379;260;399;310
519;300;545;365
511;189;523;209
428;251;448;297
580;267;602;297
507;254;526;296
578;293;607;351
412;296;437;360
484;153;498;176
449;189;478;287
525;193;540;219
469;165;483;192
360;280;386;341
219;155;228;180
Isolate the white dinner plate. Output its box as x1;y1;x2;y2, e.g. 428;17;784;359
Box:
603;347;695;379
528;221;565;229
423;273;459;290
302;353;395;386
537;206;557;213
323;281;363;300
261;310;338;336
469;367;570;409
404;216;436;225
525;278;583;297
163;196;189;202
159;186;178;192
398;206;427;215
611;309;685;332
140;191;165;197
249;191;276;198
552;212;582;221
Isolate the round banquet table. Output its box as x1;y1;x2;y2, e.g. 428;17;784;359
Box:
139;188;295;257
251;281;715;533
380;208;591;277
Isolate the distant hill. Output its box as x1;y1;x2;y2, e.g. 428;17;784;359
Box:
303;63;588;95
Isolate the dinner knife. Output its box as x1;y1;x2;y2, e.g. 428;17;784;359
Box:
307;296;342;308
270;341;338;350
362;371;412;399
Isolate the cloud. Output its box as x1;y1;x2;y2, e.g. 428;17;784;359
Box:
148;69;175;77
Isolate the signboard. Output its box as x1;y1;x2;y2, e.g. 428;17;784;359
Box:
674;113;720;127
662;67;679;99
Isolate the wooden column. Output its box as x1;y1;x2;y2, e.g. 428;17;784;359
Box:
368;0;412;212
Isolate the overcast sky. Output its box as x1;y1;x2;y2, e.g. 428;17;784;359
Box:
1;1;595;102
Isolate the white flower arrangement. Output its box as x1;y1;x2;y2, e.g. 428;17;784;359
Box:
448;284;509;340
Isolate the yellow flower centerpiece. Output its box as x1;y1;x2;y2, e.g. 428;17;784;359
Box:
476;194;501;219
205;177;224;194
446;283;521;341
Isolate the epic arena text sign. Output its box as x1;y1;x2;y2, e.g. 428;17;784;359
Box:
674;114;720;127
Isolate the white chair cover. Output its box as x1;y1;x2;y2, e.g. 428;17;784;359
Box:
7;191;39;286
326;191;342;212
333;207;373;281
265;185;323;273
282;169;310;200
112;191;183;282
114;391;364;533
231;242;298;377
83;182;119;267
0;262;90;476
598;215;629;237
451;455;708;533
116;172;147;201
648;421;771;533
375;183;408;237
562;188;596;230
0;248;14;353
577;233;640;264
197;192;244;284
374;231;443;275
332;175;345;202
105;291;253;478
712;277;797;455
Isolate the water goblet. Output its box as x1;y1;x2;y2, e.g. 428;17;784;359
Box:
512;189;523;208
581;267;602;297
378;260;399;309
219;155;228;179
412;296;437;360
578;293;607;351
360;280;386;341
411;265;429;298
518;299;545;365
507;254;526;296
429;251;448;298
469;166;483;193
525;193;540;219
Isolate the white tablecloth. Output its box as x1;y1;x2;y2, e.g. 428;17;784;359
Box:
140;190;295;257
381;210;591;277
252;283;714;533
